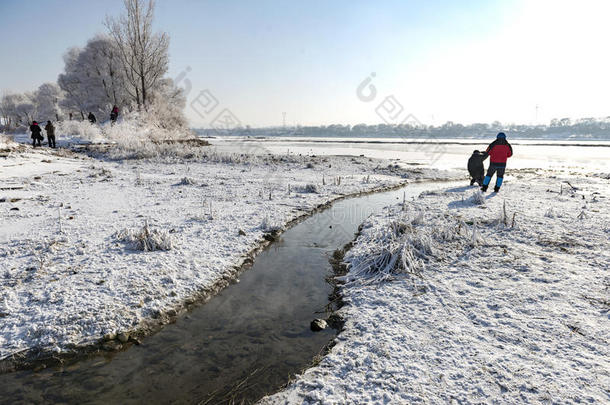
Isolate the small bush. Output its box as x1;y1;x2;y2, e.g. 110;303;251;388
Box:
294;184;319;194
116;222;174;251
433;221;466;241
179;177;196;185
0;134;18;150
411;211;425;225
260;215;283;233
56;120;105;143
471;190;486;205
342;219;431;284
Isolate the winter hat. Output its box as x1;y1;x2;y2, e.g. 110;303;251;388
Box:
496;132;506;139
473;150;480;154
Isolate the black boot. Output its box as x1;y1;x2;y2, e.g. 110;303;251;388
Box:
481;185;488;192
494;186;500;193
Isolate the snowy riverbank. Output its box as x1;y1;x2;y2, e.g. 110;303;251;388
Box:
262;173;610;403
0;142;458;369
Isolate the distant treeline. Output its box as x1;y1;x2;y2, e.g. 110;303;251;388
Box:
198;118;610;140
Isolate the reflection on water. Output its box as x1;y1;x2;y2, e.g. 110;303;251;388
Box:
0;182;458;405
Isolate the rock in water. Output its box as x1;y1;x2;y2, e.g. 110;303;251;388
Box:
310;319;327;332
117;332;130;343
102;340;121;351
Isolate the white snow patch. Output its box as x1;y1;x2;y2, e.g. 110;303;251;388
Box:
1;148;454;361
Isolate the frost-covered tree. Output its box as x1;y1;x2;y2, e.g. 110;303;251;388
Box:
146;78;188;129
58;47;93;120
105;0;169;109
47;0;186;131
35;82;63;122
82;35;128;109
58;36;130;120
15;93;36;124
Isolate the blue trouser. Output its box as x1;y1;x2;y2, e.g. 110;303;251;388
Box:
483;163;506;187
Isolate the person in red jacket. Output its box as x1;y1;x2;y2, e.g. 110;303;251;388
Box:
481;132;513;193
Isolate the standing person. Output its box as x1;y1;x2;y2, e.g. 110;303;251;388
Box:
45;120;56;148
110;105;119;124
481;132;513;193
88;112;97;124
467;150;488;186
30;121;43;147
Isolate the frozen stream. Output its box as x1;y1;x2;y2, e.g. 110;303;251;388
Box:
0;180;460;404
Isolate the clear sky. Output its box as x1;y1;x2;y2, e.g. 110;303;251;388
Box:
1;0;610;127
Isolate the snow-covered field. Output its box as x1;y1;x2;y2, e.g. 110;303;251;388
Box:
0;141;454;366
261;173;610;403
3;131;609;404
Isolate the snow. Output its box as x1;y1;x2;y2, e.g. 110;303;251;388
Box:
4;129;608;403
211;137;610;172
0;144;455;362
261;174;610;404
0;135;19;151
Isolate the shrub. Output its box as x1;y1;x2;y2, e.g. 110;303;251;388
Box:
116;222;173;251
294;184;319;194
471;190;486;205
260;215;283;233
56;120;105;143
179;177;196;185
0;134;18;150
341;219;431;284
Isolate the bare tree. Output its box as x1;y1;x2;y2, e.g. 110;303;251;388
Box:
1;93;31;127
105;0;169;110
0;93;15;128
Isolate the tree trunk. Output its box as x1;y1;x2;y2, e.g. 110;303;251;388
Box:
135;87;141;110
141;73;147;108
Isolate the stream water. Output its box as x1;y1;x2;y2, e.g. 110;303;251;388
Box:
0;181;459;405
